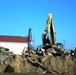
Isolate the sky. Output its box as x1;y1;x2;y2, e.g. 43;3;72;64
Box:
0;0;76;50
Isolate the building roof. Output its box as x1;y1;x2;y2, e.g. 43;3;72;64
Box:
0;35;31;43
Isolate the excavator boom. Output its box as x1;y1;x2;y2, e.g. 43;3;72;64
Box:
46;13;56;45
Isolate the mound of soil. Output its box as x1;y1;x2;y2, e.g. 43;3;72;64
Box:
0;54;76;75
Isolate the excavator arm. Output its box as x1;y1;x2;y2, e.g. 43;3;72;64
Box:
46;13;56;45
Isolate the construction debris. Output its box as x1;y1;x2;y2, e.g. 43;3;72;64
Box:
0;54;76;75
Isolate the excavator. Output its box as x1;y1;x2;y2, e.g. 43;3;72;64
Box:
42;13;56;47
40;13;57;55
42;13;63;48
36;13;57;56
37;13;64;56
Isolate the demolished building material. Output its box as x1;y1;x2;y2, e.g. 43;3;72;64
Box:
0;55;76;75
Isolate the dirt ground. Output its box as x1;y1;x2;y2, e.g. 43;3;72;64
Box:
0;54;76;75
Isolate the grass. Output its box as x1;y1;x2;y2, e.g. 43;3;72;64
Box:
0;72;69;75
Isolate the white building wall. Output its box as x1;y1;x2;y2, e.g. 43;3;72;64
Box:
0;42;27;55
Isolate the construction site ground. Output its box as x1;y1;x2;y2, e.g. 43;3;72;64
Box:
0;52;76;75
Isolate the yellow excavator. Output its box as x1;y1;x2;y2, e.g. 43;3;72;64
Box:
40;13;64;56
42;13;56;47
36;13;57;56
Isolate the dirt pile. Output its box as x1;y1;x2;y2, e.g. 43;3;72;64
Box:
42;56;76;75
0;54;76;75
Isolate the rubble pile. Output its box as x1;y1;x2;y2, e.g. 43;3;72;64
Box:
0;45;76;75
0;51;76;75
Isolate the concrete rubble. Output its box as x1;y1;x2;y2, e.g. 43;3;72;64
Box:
0;46;76;75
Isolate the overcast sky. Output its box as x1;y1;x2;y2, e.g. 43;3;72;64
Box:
0;0;76;50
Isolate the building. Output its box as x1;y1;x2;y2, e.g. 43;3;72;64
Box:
0;35;30;55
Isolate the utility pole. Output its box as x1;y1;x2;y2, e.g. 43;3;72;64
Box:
28;28;32;54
